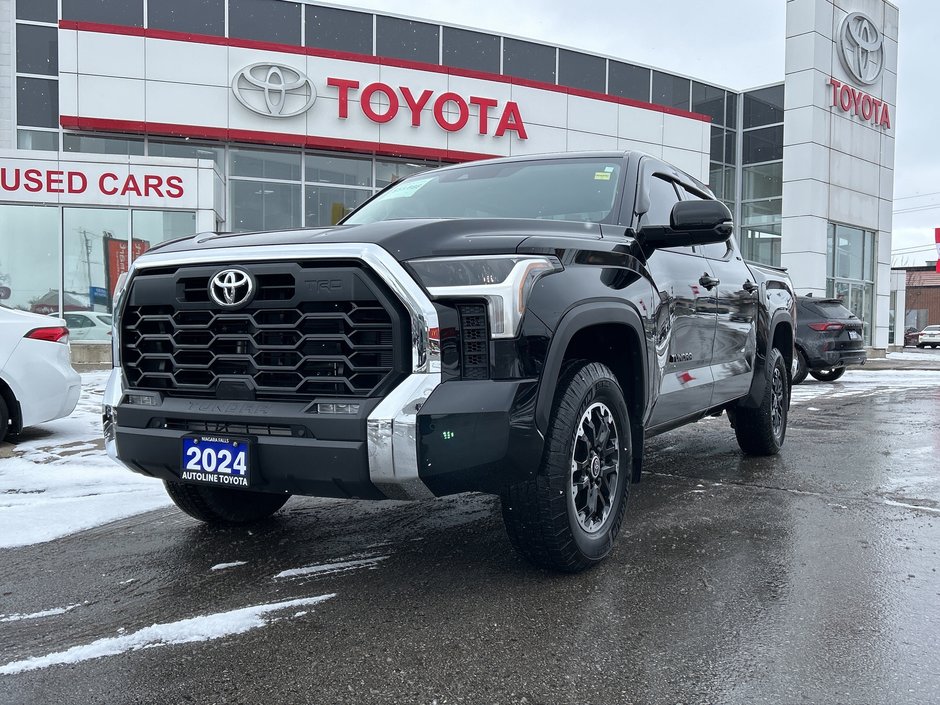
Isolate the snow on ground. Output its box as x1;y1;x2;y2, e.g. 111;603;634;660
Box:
0;594;335;675
0;371;170;549
0;605;80;623
274;554;389;580
886;349;940;362
791;369;940;406
210;561;247;571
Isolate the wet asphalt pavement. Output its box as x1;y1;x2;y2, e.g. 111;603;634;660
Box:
2;373;940;705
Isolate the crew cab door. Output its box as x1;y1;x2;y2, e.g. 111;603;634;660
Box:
635;166;717;428
680;187;759;405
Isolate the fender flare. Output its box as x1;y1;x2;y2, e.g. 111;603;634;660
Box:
737;309;794;409
534;301;648;434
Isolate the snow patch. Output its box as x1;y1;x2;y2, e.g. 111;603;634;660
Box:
210;561;247;571
0;604;80;623
274;555;389;580
0;594;335;675
884;499;940;515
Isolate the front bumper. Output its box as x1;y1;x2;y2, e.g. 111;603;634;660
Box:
103;369;540;499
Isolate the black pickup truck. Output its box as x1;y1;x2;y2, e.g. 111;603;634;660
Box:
103;151;795;572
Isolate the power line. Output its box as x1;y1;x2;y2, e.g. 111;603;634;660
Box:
893;203;940;215
894;191;940;201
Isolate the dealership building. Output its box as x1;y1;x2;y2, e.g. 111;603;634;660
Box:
0;0;899;349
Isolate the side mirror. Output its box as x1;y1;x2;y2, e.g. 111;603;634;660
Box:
639;200;734;250
0;286;10;300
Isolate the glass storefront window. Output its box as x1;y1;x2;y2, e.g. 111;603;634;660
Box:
132;210;197;256
375;159;435;189
0;205;59;314
16;24;57;76
148;0;224;36
147;139;224;167
63;133;145;156
376;16;439;64
306;154;372;187
62;0;143;27
228;0;301;45
17;129;59;152
743;84;785;128
743;163;783;201
231;148;302;181
63;208;129;315
231;180;302;232
306;186;370;227
826;223;876;344
609;62;650;102
692;82;724;125
16;77;58;129
709;163;734;201
652;71;690;111
742;126;783;164
306;6;372;55
558;50;605;93
442;27;500;74
503;38;555;84
16;0;57;23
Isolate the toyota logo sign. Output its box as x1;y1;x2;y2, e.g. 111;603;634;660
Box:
837;12;885;86
232;63;317;118
209;269;255;308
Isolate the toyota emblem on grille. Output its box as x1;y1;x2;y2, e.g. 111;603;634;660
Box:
209;269;255;308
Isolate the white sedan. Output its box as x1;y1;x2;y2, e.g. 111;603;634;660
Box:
0;305;82;442
916;325;940;348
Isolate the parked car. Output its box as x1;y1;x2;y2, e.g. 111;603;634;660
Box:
53;310;113;342
0;305;82;442
103;150;796;572
792;296;866;384
904;327;921;347
915;325;940;348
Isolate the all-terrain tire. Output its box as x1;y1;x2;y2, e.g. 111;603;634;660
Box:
809;367;846;382
164;481;290;525
733;347;789;456
501;361;631;573
0;396;8;444
792;349;808;385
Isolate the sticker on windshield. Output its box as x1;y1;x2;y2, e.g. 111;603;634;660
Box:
594;172;611;181
387;177;433;199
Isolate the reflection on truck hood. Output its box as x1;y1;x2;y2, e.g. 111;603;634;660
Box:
143;218;604;263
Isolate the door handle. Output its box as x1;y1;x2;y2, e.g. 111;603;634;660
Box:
742;279;757;293
698;273;720;290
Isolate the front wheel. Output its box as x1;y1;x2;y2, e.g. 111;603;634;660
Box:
164;481;290;525
501;361;631;573
733;347;789;456
792;349;808;385
809;367;845;382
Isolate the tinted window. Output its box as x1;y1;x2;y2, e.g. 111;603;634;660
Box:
742;125;783;164
346;158;622;224
306;154;372;187
608;62;650;102
375;16;438;64
726;92;738;129
148;0;223;36
306;6;372;55
16;24;57;76
16;0;57;23
724;129;736;164
62;0;143;26
442;27;499;74
63;133;145;155
306;186;370;226
652;71;690;111
710;126;723;163
641;176;681;226
812;301;855;318
17;129;59;151
229;0;301;45
692;82;724;124
16;77;57;128
231;181;302;232
231;148;301;181
558;50;605;93
503;38;555;84
742;163;782;200
743;84;784;127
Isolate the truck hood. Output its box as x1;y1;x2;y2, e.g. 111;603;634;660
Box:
144;218;603;263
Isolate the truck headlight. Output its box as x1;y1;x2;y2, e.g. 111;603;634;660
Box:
408;255;562;338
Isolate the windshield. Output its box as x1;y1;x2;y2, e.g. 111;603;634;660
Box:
343;157;623;225
96;314;113;326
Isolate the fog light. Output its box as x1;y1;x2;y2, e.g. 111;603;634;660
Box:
126;393;160;406
317;403;360;414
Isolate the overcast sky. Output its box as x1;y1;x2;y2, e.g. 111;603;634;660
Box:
328;0;937;265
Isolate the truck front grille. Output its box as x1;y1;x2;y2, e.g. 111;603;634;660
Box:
121;261;409;401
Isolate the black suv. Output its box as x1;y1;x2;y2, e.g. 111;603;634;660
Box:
792;296;866;384
104;152;795;572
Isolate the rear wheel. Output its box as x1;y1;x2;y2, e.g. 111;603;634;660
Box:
0;396;8;444
164;481;290;525
733;347;789;456
809;367;845;382
501;361;631;573
792;349;808;385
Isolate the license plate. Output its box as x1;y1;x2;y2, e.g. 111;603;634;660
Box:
848;331;860;340
180;436;250;488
